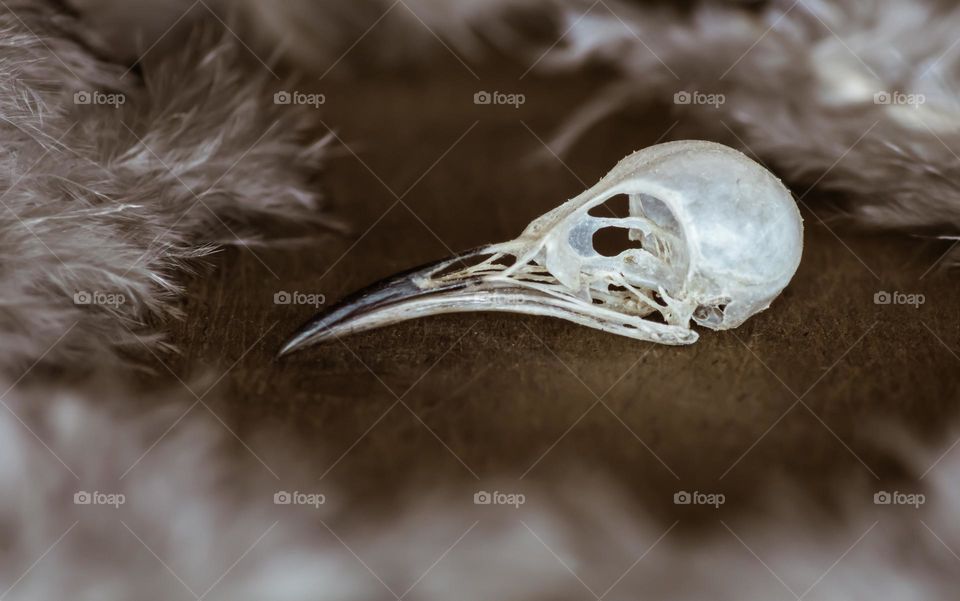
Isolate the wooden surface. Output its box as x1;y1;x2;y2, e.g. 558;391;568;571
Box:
155;63;960;526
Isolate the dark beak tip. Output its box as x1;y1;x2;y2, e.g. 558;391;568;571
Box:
276;339;299;359
276;327;318;358
276;247;489;356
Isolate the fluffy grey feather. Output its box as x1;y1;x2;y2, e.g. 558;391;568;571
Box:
99;0;960;236
533;0;960;235
67;0;528;73
0;0;327;373
2;376;958;600
68;0;960;238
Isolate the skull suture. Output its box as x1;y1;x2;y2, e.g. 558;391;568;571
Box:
280;140;803;355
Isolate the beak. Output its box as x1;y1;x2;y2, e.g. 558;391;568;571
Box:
279;248;507;356
279;246;699;356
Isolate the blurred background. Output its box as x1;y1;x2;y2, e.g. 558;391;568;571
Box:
5;0;960;599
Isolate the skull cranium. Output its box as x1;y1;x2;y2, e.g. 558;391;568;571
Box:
280;140;803;354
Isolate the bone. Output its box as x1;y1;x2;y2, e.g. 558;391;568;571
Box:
281;140;803;355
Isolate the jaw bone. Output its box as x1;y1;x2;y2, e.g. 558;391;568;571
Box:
280;140;803;356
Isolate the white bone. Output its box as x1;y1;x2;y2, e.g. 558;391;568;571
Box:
281;140;804;353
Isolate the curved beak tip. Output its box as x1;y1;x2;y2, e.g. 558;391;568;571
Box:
276;251;486;358
276;339;299;358
276;326;324;358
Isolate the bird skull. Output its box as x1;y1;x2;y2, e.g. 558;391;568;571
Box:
280;140;803;355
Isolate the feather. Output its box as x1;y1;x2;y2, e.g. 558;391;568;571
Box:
530;0;960;239
1;375;958;600
0;0;329;373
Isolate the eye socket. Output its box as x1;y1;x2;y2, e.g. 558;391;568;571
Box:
584;193;684;261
